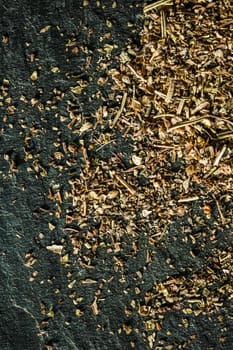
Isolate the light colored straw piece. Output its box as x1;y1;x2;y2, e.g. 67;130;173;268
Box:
144;0;173;13
111;92;128;128
115;174;136;195
213;144;227;167
178;196;199;203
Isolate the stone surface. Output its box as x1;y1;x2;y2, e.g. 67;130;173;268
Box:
0;1;143;349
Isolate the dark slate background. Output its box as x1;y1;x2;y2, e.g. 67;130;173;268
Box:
0;1;144;349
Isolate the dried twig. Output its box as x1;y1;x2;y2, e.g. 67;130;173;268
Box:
178;196;199;203
126;64;146;82
177;99;186;115
209;115;233;127
167;116;207;132
144;0;173;13
161;10;167;39
212;194;226;225
204;144;227;178
111;92;127;128
216;131;233;140
153;113;176;119
191;101;209;115
152;144;177;149
165;79;174;104
115;174;136;195
213;144;227;167
203;166;218;179
154;90;168;99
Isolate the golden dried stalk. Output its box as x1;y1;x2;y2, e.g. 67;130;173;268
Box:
167;116;209;132
111;92;128;128
144;0;173;13
216;131;233;140
213;145;227;167
161;10;167;39
115;174;136;195
178;196;199;203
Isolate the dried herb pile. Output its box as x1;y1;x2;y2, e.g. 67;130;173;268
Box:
103;2;233;347
43;1;233;349
45;1;233;348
